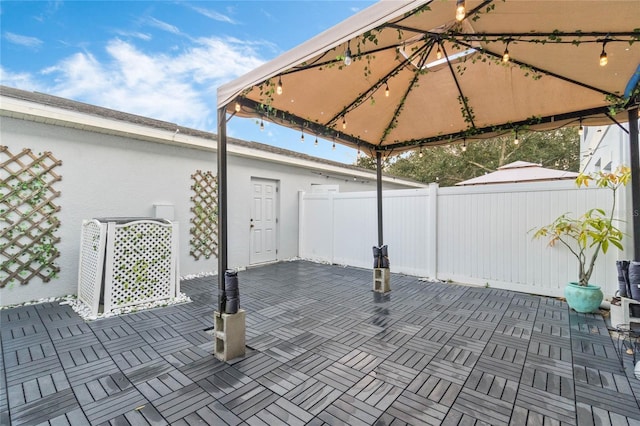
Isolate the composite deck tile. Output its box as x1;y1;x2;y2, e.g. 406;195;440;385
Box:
346;375;403;411
232;352;283;378
338;349;381;374
64;356;120;386
314;361;366;392
4;354;63;387
12;371;70;408
5;261;640;425
197;365;252;398
369;360;419;388
451;387;513;426
318;395;382;426
284;378;342;415
385;390;449;425
575;381;640;420
152;382;217;424
421;358;473;386
110;345;161;370
10;388;79;425
517;383;578;423
255;364;309;396
474;353;524;382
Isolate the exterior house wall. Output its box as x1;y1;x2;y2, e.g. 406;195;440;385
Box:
1;105;416;306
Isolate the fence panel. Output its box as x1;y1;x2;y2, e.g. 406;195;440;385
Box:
299;180;627;298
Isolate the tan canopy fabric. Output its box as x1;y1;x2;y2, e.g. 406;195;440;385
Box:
217;0;639;157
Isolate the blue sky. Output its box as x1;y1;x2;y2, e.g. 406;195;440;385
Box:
1;1;376;164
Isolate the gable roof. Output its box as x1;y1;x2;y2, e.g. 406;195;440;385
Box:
0;85;424;188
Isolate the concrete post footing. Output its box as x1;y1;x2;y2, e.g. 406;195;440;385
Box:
214;309;246;361
373;268;391;293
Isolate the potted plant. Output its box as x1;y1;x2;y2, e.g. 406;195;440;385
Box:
532;165;631;313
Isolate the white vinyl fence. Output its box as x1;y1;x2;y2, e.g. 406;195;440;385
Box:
299;181;631;298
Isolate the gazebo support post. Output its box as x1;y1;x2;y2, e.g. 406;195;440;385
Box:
373;151;390;293
214;106;245;362
629;105;640;261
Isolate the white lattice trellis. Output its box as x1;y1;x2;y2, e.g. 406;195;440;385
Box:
77;220;106;316
77;218;179;316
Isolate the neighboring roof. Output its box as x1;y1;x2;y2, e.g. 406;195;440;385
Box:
0;85;425;188
219;0;638;156
456;161;579;186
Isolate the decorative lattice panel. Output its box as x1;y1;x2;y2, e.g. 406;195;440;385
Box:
190;170;218;260
1;146;62;288
104;220;177;312
77;220;106;316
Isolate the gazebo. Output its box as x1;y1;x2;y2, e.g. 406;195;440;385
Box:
214;0;640;358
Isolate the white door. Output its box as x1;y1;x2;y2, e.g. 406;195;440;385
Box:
250;178;278;264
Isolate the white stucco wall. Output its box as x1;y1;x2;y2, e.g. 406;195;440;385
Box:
0;115;414;306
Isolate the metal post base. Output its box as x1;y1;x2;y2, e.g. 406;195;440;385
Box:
214;309;246;361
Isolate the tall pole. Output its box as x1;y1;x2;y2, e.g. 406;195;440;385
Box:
217;107;228;312
376;151;383;247
629;105;640;261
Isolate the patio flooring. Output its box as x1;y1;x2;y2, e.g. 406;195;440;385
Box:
2;260;640;425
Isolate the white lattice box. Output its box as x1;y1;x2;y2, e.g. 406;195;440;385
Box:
78;218;179;316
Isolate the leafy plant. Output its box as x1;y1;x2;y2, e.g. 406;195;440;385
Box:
532;165;631;286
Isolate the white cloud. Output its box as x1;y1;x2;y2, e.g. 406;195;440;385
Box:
0;67;45;91
146;17;180;35
4;32;43;49
113;30;152;41
32;36;266;131
190;5;236;24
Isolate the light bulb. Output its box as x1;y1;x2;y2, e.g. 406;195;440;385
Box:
234;102;241;113
314;137;318;147
455;0;466;21
300;132;305;143
276;77;283;95
436;46;443;60
385;83;390;97
514;133;519;145
462;141;467;152
344;42;352;66
599;47;608;66
578;126;584;136
418;148;423;158
332;142;336;151
342;117;347;130
502;47;510;62
260;119;264;131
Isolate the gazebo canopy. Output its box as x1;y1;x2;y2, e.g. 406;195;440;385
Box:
456;160;579;186
218;0;639;157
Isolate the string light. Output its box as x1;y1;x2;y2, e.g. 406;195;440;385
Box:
436;45;443;60
418;147;423;158
300;131;305;143
342;117;347;130
234;102;241;113
462;139;467;152
314;137;319;147
514;129;519;145
332;141;336;151
455;0;466;21
599;42;608;66
276;76;283;95
385;83;390;97
260;119;264;131
344;41;352;66
502;42;510;62
578;118;584;136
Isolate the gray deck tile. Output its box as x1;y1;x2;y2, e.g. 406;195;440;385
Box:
385;390;448;425
152;382;216;423
4;260;640;425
